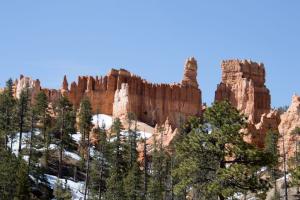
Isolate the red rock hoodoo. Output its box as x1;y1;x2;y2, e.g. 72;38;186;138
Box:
279;95;300;160
215;60;280;147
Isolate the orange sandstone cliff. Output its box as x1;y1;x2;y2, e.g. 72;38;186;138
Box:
215;59;280;147
14;58;202;129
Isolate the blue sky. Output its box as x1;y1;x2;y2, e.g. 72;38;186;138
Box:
0;0;299;107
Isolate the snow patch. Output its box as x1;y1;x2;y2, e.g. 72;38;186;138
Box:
64;150;81;161
92;114;113;129
45;174;85;200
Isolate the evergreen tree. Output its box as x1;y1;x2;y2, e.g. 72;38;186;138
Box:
0;149;18;199
148;131;168;200
124;114;143;200
142;135;149;199
17;87;31;154
290;127;300;194
53;179;72;200
90;124;110;199
264;130;280;198
106;118;127;200
0;79;17;150
78;98;93;200
34;91;52;168
173;101;273;200
55;95;76;178
14;158;30;200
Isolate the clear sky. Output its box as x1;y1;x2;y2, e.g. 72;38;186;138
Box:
0;0;299;108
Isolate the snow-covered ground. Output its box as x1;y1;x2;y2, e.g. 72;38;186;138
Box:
46;174;85;200
121;130;152;139
92;114;113;129
72;133;81;143
9;132;31;156
64;150;81;161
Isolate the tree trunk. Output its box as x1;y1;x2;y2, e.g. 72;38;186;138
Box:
18;106;24;154
28;114;34;177
58;109;65;178
84;131;91;200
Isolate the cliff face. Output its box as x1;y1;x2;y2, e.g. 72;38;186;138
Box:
14;75;41;102
62;57;202;128
279;95;300;159
215;60;271;124
215;60;280;147
14;75;60;104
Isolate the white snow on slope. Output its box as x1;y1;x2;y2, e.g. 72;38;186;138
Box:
10;132;30;156
92;114;113;129
64;150;81;161
72;132;81;143
46;174;85;200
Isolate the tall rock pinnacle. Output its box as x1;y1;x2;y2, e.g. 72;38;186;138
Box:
62;75;69;91
182;57;198;88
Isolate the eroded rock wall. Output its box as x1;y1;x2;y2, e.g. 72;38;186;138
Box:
279;95;300;160
215;60;271;124
215;60;280;147
62;58;202;128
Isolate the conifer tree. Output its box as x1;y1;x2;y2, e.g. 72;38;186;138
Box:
0;148;18;199
90;124;110;199
15;158;30;200
55;95;75;178
124;114;143;200
17;87;30;154
0;79;16;150
78;98;93;200
142;135;149;199
53;179;72;200
35;91;52;167
148;130;168;200
173;101;273;200
106;118;127;200
264;130;280;198
290;127;300;194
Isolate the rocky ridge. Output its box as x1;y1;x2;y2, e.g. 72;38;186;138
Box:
11;57;300;157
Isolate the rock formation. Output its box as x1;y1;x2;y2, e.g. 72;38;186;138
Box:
63;58;202;128
279;95;300;160
215;60;280;147
215;60;271;124
14;75;42;103
13;75;61;103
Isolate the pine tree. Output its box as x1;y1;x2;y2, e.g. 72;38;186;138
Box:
17;87;31;154
0;149;18;199
148;131;168;200
173;101;273;200
78;98;93;200
55;95;75;178
290;127;300;194
34;91;52;168
0;79;17;150
264;130;280;198
142;135;149;199
124;114;143;200
106;118;127;200
14;158;30;200
53;179;72;200
90;124;110;199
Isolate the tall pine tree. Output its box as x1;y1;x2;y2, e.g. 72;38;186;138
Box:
173;101;273;200
55;95;76;178
106;118;127;200
78;97;93;200
0;79;17;150
17;87;30;154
